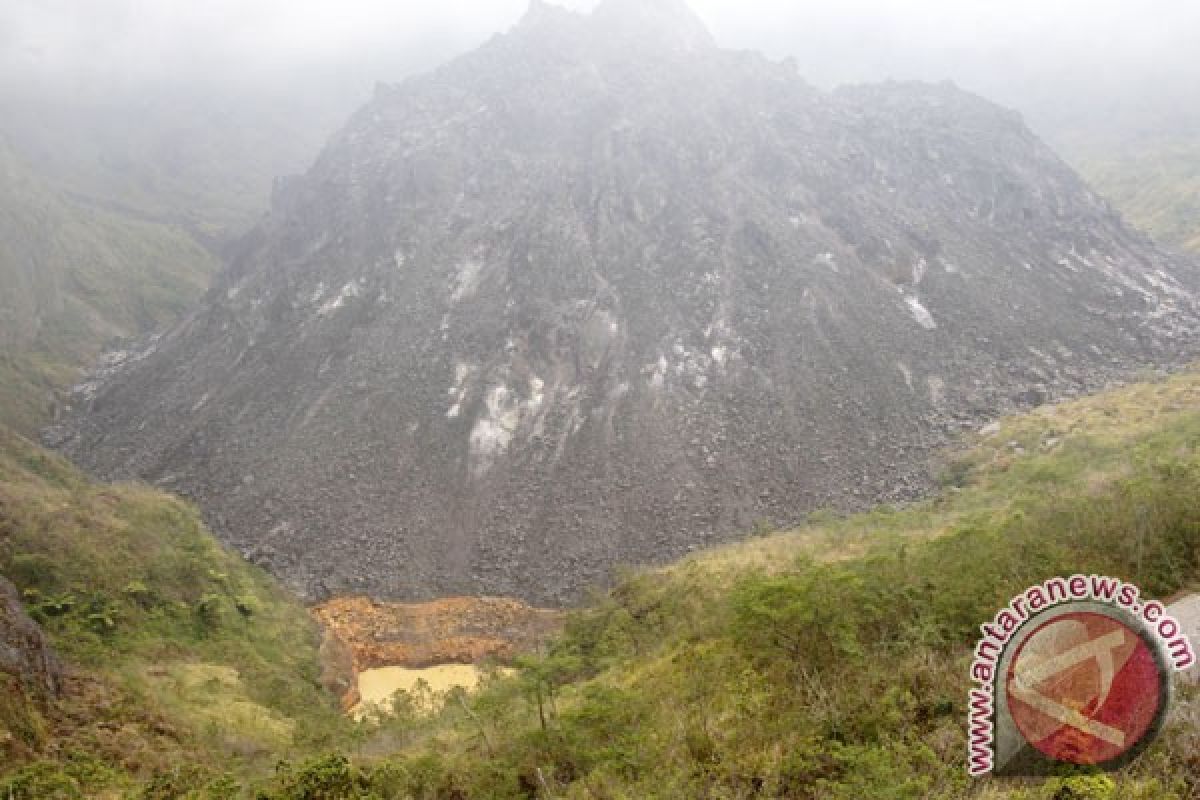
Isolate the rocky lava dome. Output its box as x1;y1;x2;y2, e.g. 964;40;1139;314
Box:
54;0;1200;604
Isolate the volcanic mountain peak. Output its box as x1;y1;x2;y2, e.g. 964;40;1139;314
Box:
54;5;1200;605
591;0;716;51
514;0;715;55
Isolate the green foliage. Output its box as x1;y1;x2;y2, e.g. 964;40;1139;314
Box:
138;766;244;800
731;566;885;668
0;762;83;800
260;755;361;799
0;426;348;793
195;592;228;632
1044;774;1118;800
0;674;48;750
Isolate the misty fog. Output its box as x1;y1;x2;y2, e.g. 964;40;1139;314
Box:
4;0;1199;141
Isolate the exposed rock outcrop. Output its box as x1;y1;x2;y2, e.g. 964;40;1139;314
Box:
316;620;361;711
0;575;61;700
312;596;562;671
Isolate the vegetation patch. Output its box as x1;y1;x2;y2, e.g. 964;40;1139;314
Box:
0;426;348;795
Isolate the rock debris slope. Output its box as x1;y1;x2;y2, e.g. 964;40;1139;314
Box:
55;0;1200;604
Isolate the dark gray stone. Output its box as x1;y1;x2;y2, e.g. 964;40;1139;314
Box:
54;0;1200;605
0;576;61;699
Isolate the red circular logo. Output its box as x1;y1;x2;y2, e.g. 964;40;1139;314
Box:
1005;611;1165;765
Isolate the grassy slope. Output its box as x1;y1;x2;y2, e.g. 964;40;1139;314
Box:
0;140;218;435
261;369;1200;800
0;87;352;247
1074;143;1200;254
0;426;349;797
1048;124;1200;256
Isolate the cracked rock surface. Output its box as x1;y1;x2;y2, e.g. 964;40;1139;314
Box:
53;0;1200;605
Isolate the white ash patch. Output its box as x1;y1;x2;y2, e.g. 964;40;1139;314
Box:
528;376;545;415
815;252;838;272
393;249;407;269
450;259;484;302
318;280;363;315
72;337;162;401
645;355;669;390
666;340;720;388
1146;270;1192;299
1068;245;1096;268
72;380;101;402
467;374;547;477
903;294;937;330
912;257;927;286
1026;346;1055;365
528;375;550;438
98;350;132;369
469;385;520;476
446;363;476;419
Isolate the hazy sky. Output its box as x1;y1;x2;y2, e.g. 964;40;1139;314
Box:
2;0;1198;134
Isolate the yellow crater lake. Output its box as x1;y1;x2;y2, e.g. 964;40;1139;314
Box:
352;664;499;719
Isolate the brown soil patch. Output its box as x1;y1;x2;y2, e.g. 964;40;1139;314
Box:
311;595;563;672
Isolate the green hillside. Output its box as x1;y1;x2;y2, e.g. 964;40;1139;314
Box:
1074;142;1200;254
0;140;218;434
0;86;354;248
242;370;1200;800
0;426;349;797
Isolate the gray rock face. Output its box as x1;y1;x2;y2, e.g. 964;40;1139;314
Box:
0;575;61;698
54;1;1200;604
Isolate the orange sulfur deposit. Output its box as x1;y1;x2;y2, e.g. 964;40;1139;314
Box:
311;595;563;673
